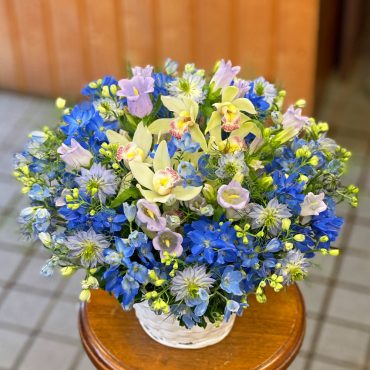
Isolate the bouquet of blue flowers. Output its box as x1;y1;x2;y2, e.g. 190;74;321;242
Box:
14;59;358;329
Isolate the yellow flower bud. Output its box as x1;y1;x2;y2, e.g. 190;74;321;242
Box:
60;266;76;277
309;156;319;166
329;249;340;256
319;235;329;243
79;289;91;302
102;86;110;98
55;97;66;109
110;84;117;95
294;99;306;108
281;218;291;231
293;234;305;242
285;242;294;251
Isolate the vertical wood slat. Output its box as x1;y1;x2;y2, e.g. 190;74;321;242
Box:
156;0;193;67
194;0;232;70
83;0;122;80
0;0;19;90
11;0;52;95
274;0;320;112
235;0;275;79
122;0;155;68
47;0;86;98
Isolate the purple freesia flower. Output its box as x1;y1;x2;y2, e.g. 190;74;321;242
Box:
211;59;240;90
117;75;154;118
131;65;153;77
153;228;183;258
217;181;250;210
282;105;310;132
57;139;92;170
136;199;166;232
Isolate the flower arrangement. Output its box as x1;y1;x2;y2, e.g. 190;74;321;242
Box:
14;59;358;330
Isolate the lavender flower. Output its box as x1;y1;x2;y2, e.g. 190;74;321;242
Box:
170;265;215;301
57;139;93;169
300;192;327;217
122;202;137;222
117;75;154;118
152;228;183;258
248;198;292;235
76;163;117;203
233;78;251;98
217;181;250;210
282;105;310;132
136;199;166;232
131;65;153;77
211;59;240;90
66;229;109;268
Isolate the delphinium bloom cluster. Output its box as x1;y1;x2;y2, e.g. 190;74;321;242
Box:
14;60;358;328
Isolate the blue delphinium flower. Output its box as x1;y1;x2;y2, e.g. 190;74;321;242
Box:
104;237;134;267
92;209;126;233
173;132;200;153
177;161;202;187
152;72;175;118
121;274;140;309
66;228;109;268
128;262;148;284
220;266;243;295
81;76;118;98
29;184;50;201
245;77;276;112
76;163;118;203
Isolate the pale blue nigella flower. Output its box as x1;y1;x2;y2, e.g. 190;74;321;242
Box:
215;152;249;179
66;228;109;268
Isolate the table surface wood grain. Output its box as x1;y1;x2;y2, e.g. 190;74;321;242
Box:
79;285;305;370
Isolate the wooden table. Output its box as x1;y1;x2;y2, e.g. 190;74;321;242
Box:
79;285;305;370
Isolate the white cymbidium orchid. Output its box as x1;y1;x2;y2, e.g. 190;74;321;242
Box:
206;86;260;143
106;122;152;164
148;96;207;151
130;141;202;203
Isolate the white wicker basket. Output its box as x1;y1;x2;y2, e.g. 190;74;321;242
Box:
133;301;236;349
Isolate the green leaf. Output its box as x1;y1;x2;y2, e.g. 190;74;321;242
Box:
213;206;224;222
110;187;140;208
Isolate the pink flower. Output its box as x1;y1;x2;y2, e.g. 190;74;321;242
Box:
282;105;310;132
217;181;250;210
57;139;93;170
211;60;240;90
153;228;183;258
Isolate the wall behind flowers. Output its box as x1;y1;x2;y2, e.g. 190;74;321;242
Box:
0;0;319;112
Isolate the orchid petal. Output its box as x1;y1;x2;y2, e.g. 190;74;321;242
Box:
230;120;261;139
106;130;129;146
184;97;199;121
161;95;185;113
137;186;174;203
153;140;170;172
205;111;221;134
233;98;256;114
133;122;152;155
189;125;207;151
129;161;154;190
172;186;202;201
148;118;172;135
222;86;239;103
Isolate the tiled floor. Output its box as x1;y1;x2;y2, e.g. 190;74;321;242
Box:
0;61;370;370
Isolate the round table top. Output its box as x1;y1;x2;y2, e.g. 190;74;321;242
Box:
79;285;305;370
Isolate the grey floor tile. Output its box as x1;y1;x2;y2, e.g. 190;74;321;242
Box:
298;281;328;315
61;270;86;299
347;224;370;253
355;193;370;221
309;358;358;370
0;180;21;211
327;286;370;326
0;327;29;369
0;288;50;330
301;316;319;353
41;300;80;340
0;215;33;250
16;255;64;293
337;254;370;287
76;353;96;370
0;249;24;281
18;336;80;370
315;322;368;367
310;253;337;280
